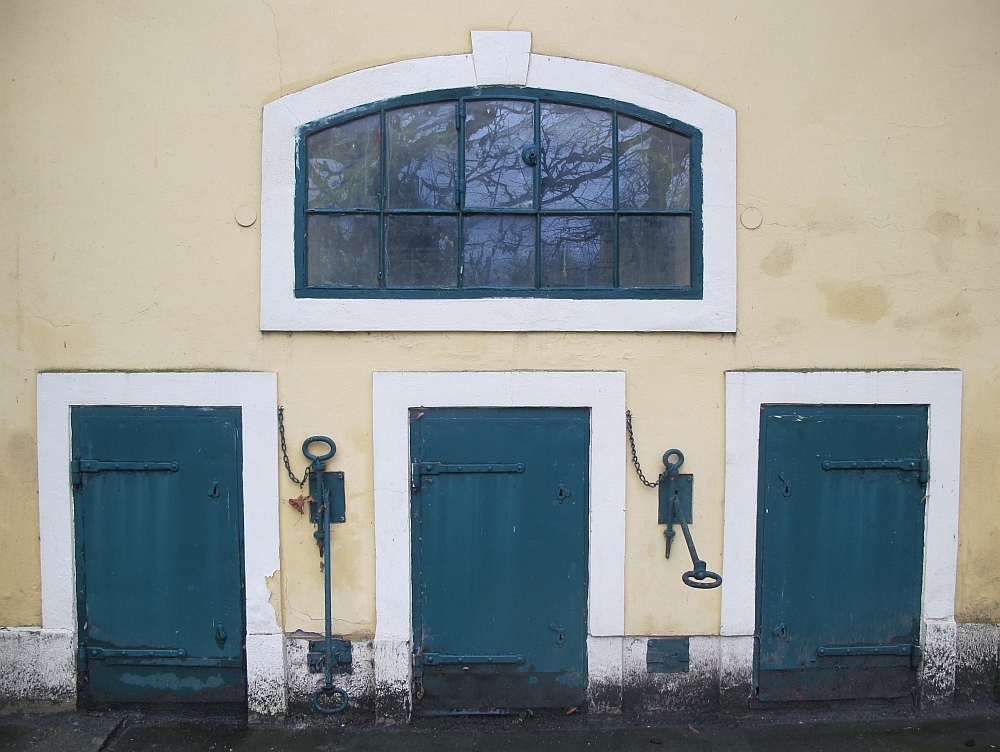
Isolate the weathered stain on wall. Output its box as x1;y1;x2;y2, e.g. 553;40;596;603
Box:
758;243;795;278
820;283;890;325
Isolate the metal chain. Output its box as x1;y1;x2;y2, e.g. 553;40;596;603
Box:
626;410;660;488
277;406;308;487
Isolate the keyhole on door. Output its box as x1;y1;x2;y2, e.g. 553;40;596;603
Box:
556;484;572;502
215;622;227;647
772;621;788;641
208;481;220;499
778;473;791;497
549;622;565;647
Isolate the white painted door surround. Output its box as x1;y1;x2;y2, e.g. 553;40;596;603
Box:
372;371;626;711
722;370;963;704
36;372;285;716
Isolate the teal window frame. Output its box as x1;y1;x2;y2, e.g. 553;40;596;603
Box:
294;87;703;300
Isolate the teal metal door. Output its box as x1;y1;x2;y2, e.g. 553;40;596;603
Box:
72;406;246;704
756;405;927;701
411;408;589;711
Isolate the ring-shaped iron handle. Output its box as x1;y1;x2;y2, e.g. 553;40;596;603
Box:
682;569;723;589
313;685;349;714
302;436;336;462
662;449;685;476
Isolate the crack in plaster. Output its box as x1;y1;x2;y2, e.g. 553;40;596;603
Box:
262;0;285;95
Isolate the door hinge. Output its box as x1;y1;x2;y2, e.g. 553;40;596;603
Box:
421;653;525;665
816;643;912;658
71;459;179;487
822;457;929;484
411;461;525;489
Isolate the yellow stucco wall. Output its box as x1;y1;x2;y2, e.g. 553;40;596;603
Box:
1;1;998;635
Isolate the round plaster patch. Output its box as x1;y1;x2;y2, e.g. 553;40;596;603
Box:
740;207;763;230
235;205;258;227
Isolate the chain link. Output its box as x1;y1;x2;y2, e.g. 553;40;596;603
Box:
278;406;308;487
626;410;660;488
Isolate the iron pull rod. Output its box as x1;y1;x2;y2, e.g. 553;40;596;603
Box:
654;447;722;590
302;436;349;715
676;514;705;579
319;482;345;710
673;505;722;589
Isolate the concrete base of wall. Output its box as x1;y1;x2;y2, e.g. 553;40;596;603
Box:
247;633;288;717
283;635;755;719
7;625;997;716
0;629;74;703
956;623;1000;705
921;619;959;705
285;636;376;713
0;628;286;716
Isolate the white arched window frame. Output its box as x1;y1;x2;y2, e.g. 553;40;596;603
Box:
261;31;736;332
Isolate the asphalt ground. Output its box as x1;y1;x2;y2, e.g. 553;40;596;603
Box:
3;705;1000;752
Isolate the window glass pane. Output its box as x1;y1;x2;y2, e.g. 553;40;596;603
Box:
306;214;379;287
464;100;534;210
618;215;691;287
386;103;457;209
385;215;458;287
541;216;613;287
463;216;536;288
618;117;690;210
540;104;613;210
306;114;381;210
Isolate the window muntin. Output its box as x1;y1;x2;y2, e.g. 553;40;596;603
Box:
297;88;702;299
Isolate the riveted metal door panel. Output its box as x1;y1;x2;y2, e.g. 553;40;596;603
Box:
411;408;589;711
756;405;927;702
72;406;245;704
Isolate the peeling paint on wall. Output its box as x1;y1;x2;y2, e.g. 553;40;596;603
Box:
265;569;282;624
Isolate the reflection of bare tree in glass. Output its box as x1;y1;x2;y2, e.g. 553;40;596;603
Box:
386;215;457;287
540;105;614;210
305;99;694;291
387;104;457;209
464;216;535;287
465;101;534;209
618;117;690;210
306;114;381;210
619;216;691;287
541;217;613;287
307;215;379;286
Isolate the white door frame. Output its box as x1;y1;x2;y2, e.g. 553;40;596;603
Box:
36;372;285;715
722;370;963;703
372;371;626;712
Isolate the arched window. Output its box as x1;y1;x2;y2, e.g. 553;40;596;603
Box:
261;31;735;331
298;89;701;299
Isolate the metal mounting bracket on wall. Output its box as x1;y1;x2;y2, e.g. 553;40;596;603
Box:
627;412;722;589
302;436;350;714
657;450;722;589
646;637;691;673
307;638;353;674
